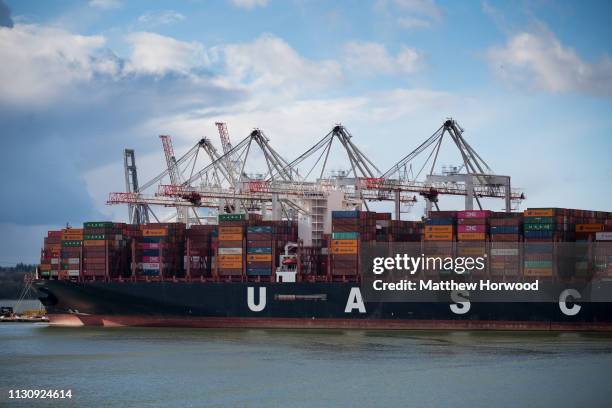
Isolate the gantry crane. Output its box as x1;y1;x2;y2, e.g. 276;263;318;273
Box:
109;119;525;227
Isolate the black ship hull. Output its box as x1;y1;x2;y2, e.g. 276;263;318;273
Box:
34;280;612;331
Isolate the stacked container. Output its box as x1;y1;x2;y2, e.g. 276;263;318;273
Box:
330;211;365;277
60;228;83;279
424;212;456;277
246;225;273;277
217;214;246;277
185;225;217;278
456;210;490;277
82;222;128;279
137;223;185;278
489;212;523;278
523;209;561;278
39;231;62;279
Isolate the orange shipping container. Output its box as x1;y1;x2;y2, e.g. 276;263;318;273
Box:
524;268;553;277
247;254;273;262
219;233;243;241
425;225;453;233
331;246;358;254
330;239;358;248
457;232;486;241
142;228;167;237
424;233;454;241
576;224;603;233
219;226;243;234
218;261;243;269
84;240;106;247
218;254;242;262
524;209;554;217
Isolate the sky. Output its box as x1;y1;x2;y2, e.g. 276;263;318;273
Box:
1;0;611;264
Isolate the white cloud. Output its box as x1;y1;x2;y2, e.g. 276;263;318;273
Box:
487;27;612;97
343;41;423;75
0;24;117;106
397;16;431;29
229;0;268;9
218;34;342;97
377;0;443;29
124;32;209;76
137;10;185;26
89;0;121;10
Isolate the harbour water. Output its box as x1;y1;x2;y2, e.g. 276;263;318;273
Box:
1;324;612;407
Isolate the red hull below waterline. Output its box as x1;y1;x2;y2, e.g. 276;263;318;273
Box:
46;314;612;331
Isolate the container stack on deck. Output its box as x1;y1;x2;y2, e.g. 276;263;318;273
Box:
246;225;274;278
40;231;61;279
330;211;377;278
456;210;490;277
217;214;246;278
489;212;523;278
59;228;83;280
185;225;217;278
82;222;127;280
423;211;455;277
37;207;612;282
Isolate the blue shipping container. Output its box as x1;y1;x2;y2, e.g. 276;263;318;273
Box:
247;247;272;254
141;269;160;276
247;226;273;233
332;210;360;219
490;226;520;234
426;217;455;226
142;236;163;243
247;268;272;276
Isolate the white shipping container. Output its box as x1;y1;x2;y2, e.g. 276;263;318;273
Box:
68;258;80;265
68;270;80;276
491;248;519;256
51;258;59;264
140;262;160;269
218;248;243;255
596;232;612;241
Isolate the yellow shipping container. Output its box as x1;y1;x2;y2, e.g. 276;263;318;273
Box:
142;228;167;237
331;246;358;254
524;209;554;217
425;225;453;233
457;232;486;241
576;224;603;232
247;254;273;262
330;239;358;248
524;268;553;277
84;240;106;247
424;233;454;241
219;233;243;241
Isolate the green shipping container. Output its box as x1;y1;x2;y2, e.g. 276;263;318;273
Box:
524;260;553;268
524;223;555;231
61;240;82;247
218;213;246;222
83;222;114;228
523;216;555;224
84;234;106;240
331;232;360;240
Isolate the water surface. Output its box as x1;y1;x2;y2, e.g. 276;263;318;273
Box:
1;324;612;407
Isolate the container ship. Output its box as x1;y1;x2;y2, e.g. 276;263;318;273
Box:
34;208;612;330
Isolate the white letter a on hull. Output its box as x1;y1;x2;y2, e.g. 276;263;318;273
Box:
345;287;366;313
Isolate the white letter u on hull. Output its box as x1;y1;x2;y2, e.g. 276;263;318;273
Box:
247;287;266;312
